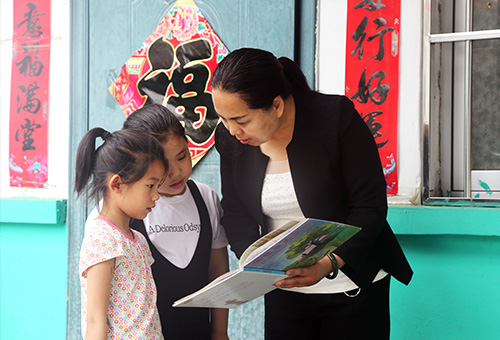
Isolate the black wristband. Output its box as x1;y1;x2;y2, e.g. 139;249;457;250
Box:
325;252;339;280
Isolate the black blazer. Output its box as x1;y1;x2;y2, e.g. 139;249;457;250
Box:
215;92;413;289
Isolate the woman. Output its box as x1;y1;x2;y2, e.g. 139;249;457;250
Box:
211;48;412;340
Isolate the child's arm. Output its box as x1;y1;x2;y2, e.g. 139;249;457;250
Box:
85;258;115;340
208;247;230;340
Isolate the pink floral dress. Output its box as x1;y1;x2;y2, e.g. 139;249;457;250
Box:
80;218;162;339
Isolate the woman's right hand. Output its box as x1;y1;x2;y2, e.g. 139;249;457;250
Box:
275;254;344;288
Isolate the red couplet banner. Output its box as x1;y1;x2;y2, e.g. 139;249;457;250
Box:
345;0;400;195
9;0;51;188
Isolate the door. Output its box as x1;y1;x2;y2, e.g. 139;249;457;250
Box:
68;1;315;339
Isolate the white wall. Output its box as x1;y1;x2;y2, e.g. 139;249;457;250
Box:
0;0;70;199
317;0;423;204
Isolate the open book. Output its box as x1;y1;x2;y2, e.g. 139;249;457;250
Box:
173;218;361;309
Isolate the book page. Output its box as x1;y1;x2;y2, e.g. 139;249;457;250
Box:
173;270;286;309
239;220;300;268
243;219;361;273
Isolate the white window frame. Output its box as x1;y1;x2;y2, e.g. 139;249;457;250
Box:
423;0;500;205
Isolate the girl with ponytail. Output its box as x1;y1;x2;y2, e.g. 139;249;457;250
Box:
75;128;168;339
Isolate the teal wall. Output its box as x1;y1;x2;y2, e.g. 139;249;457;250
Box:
0;200;499;340
0;199;68;340
389;206;500;340
391;234;500;340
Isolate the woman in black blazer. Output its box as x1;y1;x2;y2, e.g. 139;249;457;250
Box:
211;48;412;340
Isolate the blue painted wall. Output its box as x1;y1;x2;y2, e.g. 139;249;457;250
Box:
0;200;68;339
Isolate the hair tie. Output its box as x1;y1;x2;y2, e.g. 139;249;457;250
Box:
102;131;111;141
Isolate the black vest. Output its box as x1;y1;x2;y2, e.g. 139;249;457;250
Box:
130;180;212;339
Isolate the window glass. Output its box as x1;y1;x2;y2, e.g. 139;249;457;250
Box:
471;1;500;170
471;38;500;170
426;0;500;201
473;0;499;31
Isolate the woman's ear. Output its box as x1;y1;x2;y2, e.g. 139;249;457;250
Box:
108;174;122;194
272;96;285;118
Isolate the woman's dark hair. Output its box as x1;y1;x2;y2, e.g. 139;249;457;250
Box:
123;104;186;143
74;127;168;207
211;48;311;110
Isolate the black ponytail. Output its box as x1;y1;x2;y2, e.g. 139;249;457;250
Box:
277;56;311;97
74;127;168;207
74;127;108;195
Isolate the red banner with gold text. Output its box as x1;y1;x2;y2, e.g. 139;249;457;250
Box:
345;0;400;194
9;0;51;188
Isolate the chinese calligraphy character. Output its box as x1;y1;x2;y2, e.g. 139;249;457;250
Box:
361;110;388;148
351;17;394;61
17;3;45;38
354;0;386;11
17;81;40;114
350;68;390;105
138;38;219;144
15;42;44;77
15;118;41;151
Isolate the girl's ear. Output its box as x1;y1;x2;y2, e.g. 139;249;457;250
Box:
108;174;122;194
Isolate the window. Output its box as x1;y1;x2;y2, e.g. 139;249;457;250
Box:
424;0;500;203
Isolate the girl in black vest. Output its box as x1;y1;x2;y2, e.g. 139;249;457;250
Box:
85;104;229;340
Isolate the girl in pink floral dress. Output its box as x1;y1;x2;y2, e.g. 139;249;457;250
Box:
75;127;168;339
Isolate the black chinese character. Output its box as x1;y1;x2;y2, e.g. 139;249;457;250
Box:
15;43;44;77
17;3;45;38
351;16;393;61
17;81;40;114
350;68;390;105
138;38;219;144
361;110;388;148
15;118;41;151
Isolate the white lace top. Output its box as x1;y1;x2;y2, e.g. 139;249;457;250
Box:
261;160;305;231
261;159;387;294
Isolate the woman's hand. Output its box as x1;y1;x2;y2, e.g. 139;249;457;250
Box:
274;254;344;289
